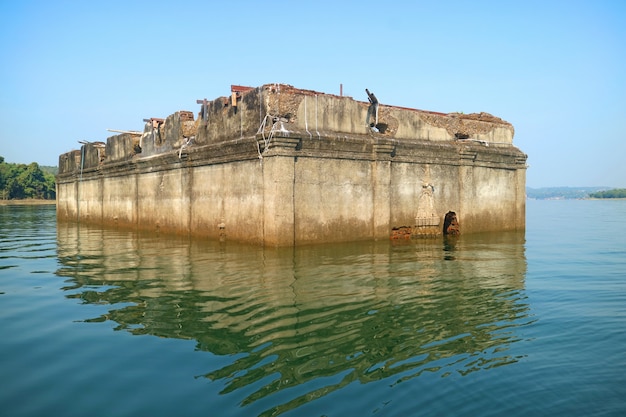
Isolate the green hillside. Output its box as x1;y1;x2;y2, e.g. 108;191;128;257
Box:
0;156;56;200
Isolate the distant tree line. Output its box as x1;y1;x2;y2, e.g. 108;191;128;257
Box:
0;156;56;200
526;186;607;199
588;189;626;199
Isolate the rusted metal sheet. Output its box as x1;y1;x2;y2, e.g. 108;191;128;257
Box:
231;85;254;93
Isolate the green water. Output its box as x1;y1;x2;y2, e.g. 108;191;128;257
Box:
1;200;625;416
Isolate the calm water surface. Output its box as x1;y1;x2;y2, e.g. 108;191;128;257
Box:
1;200;625;416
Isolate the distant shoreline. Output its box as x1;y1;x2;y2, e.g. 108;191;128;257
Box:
0;199;56;206
527;197;626;200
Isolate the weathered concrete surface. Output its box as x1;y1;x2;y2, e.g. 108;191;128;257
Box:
57;84;527;246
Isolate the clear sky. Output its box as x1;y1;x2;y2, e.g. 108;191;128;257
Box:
1;0;624;188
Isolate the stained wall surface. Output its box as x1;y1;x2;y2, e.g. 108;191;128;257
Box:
57;84;527;246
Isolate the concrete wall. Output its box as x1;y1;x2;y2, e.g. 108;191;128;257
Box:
57;136;526;245
57;84;526;246
190;161;266;244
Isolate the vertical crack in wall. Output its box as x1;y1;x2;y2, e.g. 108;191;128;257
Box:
292;156;297;246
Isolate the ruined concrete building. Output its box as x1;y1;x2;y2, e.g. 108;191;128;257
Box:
56;84;527;246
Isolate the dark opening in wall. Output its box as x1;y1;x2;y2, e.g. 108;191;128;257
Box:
443;211;460;235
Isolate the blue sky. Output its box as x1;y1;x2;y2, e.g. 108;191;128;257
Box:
1;0;624;188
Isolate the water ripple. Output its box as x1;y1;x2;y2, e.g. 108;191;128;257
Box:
25;205;626;417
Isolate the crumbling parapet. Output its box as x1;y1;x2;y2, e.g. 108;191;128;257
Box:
59;83;518;176
139;112;195;158
105;134;139;162
58;149;82;175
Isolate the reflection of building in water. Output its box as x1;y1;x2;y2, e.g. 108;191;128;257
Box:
56;223;529;414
